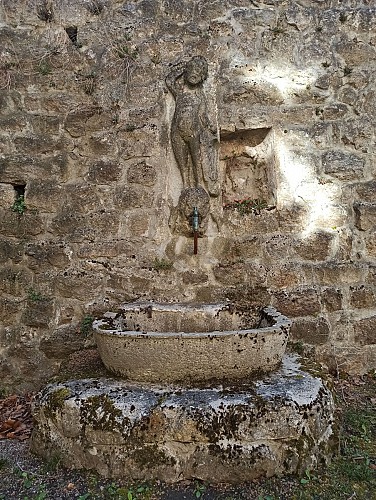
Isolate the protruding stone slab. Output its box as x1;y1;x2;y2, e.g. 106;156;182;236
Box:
31;356;334;484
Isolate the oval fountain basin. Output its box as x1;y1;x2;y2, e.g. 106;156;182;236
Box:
93;303;291;384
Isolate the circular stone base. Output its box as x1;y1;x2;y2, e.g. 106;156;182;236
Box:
31;356;335;484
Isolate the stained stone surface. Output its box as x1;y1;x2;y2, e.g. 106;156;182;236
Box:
31;356;334;484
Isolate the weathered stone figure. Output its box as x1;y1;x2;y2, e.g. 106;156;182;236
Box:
166;56;218;191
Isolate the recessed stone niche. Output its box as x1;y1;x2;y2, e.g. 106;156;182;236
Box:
220;127;275;206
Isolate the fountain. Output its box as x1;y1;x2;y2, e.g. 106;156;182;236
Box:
31;301;334;483
30;56;335;484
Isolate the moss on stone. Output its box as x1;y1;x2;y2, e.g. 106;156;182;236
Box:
45;387;71;418
80;394;129;433
131;444;176;468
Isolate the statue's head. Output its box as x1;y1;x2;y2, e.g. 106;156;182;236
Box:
184;56;208;86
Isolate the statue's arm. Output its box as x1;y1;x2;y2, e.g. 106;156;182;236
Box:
165;62;185;97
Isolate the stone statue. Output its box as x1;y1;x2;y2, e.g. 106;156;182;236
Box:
166;56;218;194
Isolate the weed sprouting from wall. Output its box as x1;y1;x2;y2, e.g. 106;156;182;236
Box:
81;316;94;336
223;198;269;216
28;288;48;302
12;195;26;215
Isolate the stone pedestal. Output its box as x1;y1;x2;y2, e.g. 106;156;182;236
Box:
31;356;334;484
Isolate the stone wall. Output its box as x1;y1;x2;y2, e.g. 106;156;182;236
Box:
0;0;375;391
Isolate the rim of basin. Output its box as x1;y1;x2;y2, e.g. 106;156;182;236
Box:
92;303;291;336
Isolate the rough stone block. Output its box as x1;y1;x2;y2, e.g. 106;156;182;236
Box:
276;205;308;233
224;80;283;106
0;266;32;297
285;4;314;31
30;115;61;136
13;134;65;154
182;270;208;285
322;150;364;180
0;183;15;208
223;210;279;237
223;236;263;262
40;325;87;359
122;212;150;237
334;37;375;66
0;298;21;326
77;242;120;259
350;285;375;309
0;153;68;183
354;203;376;231
64;105;101;137
354;316;376;345
266;263;306;289
21;298;55;328
290;317;330;345
62;183;102;214
366;266;376;286
333;119;373;151
25;241;71;270
118;127;159;159
354;180;376;203
273;288;320;317
114;185;154;209
0;113;27;132
310;263;366;286
50;210;120;242
305;122;332;147
127;161;157;186
333;228;353;262
31;357;334;483
321;287;343;312
346;8;376;32
0;209;44;237
0;90;22;112
86;132;116;155
0;238;24;264
364;233;376;258
316;343;376;376
337;86;359;106
213;262;267;286
264;234;295;260
87;160;122;183
295;231;333;261
233;5;276;27
26;179;63;212
322;104;349;121
55;269;104;300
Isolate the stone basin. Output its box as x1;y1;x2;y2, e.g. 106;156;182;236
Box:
93;303;291;383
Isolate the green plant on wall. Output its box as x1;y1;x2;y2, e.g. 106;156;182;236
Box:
223;198;269;216
28;288;47;302
12;194;26;215
153;258;173;271
37;60;52;75
81;315;94;335
116;43;139;61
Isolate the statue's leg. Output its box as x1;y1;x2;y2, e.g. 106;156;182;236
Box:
188;136;202;188
171;132;189;187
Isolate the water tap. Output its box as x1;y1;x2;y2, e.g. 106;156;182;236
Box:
192;206;199;233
